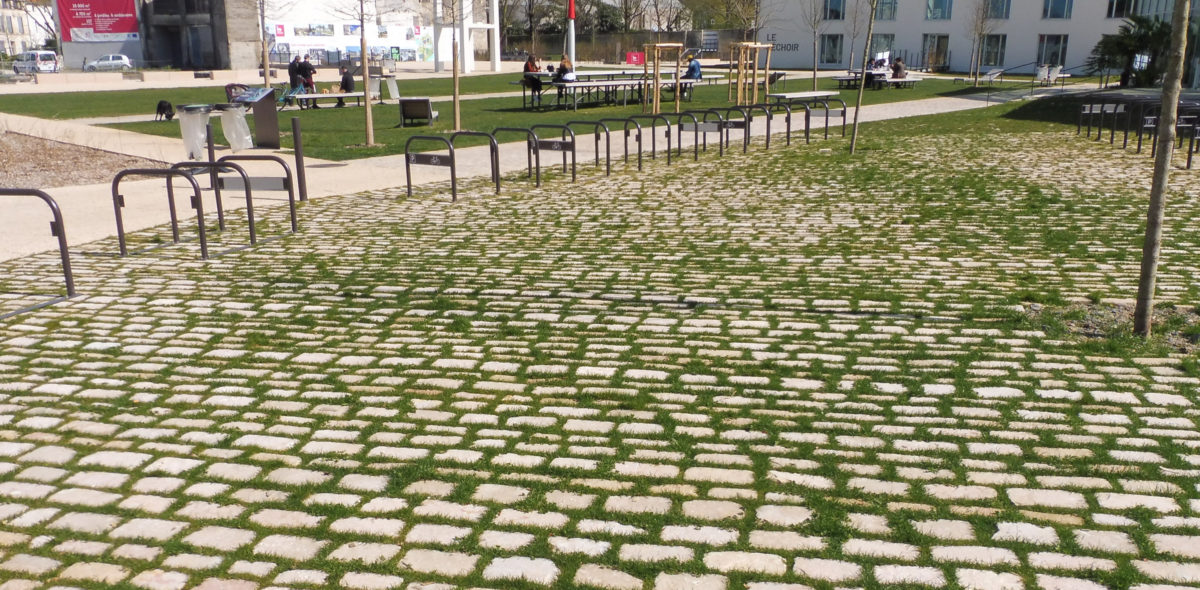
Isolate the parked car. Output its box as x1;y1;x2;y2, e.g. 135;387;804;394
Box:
84;54;134;72
12;50;63;74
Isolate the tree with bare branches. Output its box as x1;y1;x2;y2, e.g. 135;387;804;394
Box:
849;0;877;154
798;0;825;90
23;0;56;46
963;0;999;85
846;0;870;70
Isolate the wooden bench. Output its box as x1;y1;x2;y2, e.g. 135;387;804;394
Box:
399;97;439;126
291;92;366;109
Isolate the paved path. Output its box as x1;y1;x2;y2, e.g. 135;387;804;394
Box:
1;100;1198;590
0;79;1077;262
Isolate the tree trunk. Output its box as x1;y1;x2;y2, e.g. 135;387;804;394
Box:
1134;0;1191;336
811;33;818;91
453;35;462;130
360;0;374;146
849;0;877;155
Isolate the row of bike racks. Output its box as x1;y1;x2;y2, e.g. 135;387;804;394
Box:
404;99;848;200
2;119;309;319
1077;92;1200;169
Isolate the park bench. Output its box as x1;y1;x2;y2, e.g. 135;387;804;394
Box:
399;97;439;126
290;91;366;109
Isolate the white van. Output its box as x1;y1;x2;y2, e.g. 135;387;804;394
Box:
13;51;63;74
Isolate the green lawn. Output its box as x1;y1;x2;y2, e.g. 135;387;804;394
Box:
90;77;1000;161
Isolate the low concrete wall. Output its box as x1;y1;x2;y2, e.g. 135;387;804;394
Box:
34;72;124;85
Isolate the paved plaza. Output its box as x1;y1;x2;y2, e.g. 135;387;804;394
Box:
1;94;1200;590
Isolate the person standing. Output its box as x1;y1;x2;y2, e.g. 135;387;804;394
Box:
286;56;302;107
336;67;354;107
299;55;318;108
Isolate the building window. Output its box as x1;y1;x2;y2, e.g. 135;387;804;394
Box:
820;34;844;65
869;33;895;59
1107;0;1136;18
987;0;1011;18
823;0;845;20
981;34;1006;66
922;33;950;69
927;0;952;19
876;0;897;20
1037;34;1068;65
1043;0;1072;18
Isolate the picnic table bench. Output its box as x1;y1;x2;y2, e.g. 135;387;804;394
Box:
289;91;366;109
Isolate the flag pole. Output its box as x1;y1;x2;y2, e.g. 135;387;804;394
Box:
567;0;576;64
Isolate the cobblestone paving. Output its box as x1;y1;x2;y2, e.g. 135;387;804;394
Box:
1;124;1199;590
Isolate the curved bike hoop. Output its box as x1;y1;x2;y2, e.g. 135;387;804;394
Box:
566;120;611;176
0;188;76;309
717;107;752;153
404;135;457;200
112;168;207;259
531;124;577;183
172;161;255;249
597;118;643;171
813;98;848;139
450;131;501;194
493;127;541;186
742;104;773;150
217;154;299;234
758;102;795;146
674;110;726;160
628;115;672;165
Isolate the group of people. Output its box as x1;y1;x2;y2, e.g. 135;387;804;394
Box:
287;55;357;109
866;56;906;79
520;53;702;106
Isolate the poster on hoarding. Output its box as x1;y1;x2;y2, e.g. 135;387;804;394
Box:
57;0;140;42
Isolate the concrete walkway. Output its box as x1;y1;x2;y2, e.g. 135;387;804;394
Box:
0;77;1078;262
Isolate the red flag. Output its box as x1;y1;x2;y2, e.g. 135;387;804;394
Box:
568;0;575;19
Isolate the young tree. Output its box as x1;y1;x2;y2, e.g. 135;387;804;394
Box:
846;0;870;70
964;0;998;85
849;0;877;154
1134;0;1191;337
799;0;825;90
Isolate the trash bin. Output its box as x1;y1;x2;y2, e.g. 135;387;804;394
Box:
177;104;212;160
215;103;253;152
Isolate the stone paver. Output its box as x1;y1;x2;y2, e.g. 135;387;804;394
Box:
1;97;1198;590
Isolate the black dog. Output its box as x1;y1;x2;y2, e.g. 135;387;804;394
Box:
155;100;175;121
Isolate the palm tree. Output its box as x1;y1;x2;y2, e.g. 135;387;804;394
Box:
1087;16;1172;88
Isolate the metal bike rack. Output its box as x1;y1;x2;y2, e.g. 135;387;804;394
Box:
628;115;672;165
566;120;612;176
292;117;309;201
450;131;501;194
760;102;795;146
493;127;541;186
673;110;726;161
404;136;458;200
598;118;643;171
812;97;848;140
216;155;299;235
717;107;752;153
112;168;209;260
0;189;76;319
531;124;577;183
742;104;774;150
171;162;256;249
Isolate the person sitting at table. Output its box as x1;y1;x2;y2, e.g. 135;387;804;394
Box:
891;57;907;79
552;55;575;99
523;55;543;105
683;54;701;79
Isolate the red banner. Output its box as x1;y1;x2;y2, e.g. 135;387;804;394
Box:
57;0;140;42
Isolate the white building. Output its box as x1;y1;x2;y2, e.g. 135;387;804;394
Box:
1;0;40;56
758;0;1140;75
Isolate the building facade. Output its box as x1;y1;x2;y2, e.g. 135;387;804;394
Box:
758;0;1143;75
1;0;39;56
